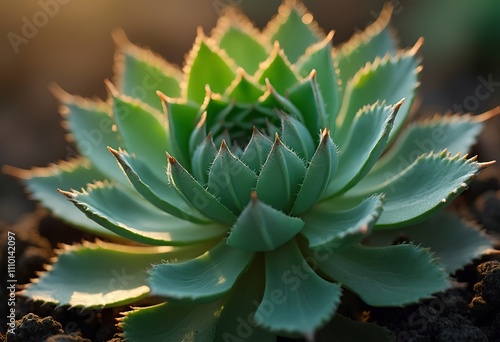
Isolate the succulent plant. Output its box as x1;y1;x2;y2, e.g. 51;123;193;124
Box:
7;1;498;340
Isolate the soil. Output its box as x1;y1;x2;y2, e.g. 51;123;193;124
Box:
1;170;500;341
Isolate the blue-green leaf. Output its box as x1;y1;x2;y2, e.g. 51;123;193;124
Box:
62;182;227;246
291;129;338;215
207;141;257;214
110;149;210;223
167;155;236;224
297;32;338;127
241;128;273;173
22;240;206;308
256;43;300;94
301;195;384;249
225;69;265;103
191;133;218;185
335;48;421;147
256;135;307;212
110;86;168;180
349;112;495;196
5;159;113;237
281;114;315;160
317;244;449;306
227;192;304;252
113;29;182;110
324;102;399;197
264;1;322;63
121;300;223;342
149;242;253;303
184;30;236;104
257;240;341;336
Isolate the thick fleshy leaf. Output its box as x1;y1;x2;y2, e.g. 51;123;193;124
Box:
288;71;327;142
110;87;168;180
161;95;200;169
207;141;257;214
281;114;315;160
213;10;269;74
214;258;276;341
256;43;300;94
335;48;421;147
265;80;304;122
167;155;236;224
62;182;227;246
184;30;236;104
225;69;265;103
291;129;338;215
264;1;322;63
349;112;495;196
317;244;449;306
324;102;399;197
121;300;223;342
53;87;128;185
335;4;397;99
22;240;206;308
5;159;113;237
149;242;253;303
301;195;384;249
256;136;307;212
345;152;488;227
316;314;395;342
370;211;493;273
112;29;182;110
256;240;341;336
227;192;304;252
241;127;273;173
191;133;218;184
297;32;338;126
110;149;209;223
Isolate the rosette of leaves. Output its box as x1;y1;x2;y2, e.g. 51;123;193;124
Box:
7;1;497;340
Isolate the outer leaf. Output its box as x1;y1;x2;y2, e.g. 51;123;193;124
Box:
316;314;395;342
297;32;339;126
225;69;265;103
184;31;236;104
149;242;253;303
62;182;227;246
370;211;493;273
291;129;338;215
256;136;306;212
110;149;209;223
5;159;112;237
324;102;398;197
53;87;128;185
161;96;200;169
207;141;257;214
345;152;488;227
110;87;168;180
301;195;384;249
22;240;206;308
257;240;342;336
213;10;269;74
227;192;304;252
349;112;495;196
288;71;327;141
113;29;182;110
280;114;315;160
241;127;273;173
317;244;449;306
167;155;236;224
256;43;300;94
264;1;322;63
121;300;223;342
335;4;397;99
335;49;420;147
214;258;276;341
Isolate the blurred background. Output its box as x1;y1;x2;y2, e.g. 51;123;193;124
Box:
1;0;499;224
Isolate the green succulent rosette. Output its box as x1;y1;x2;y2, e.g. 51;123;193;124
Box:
9;1;496;340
